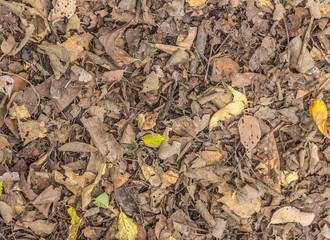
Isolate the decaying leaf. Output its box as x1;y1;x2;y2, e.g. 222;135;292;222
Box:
186;0;207;7
67;206;81;240
218;189;261;218
59;142;98;152
162;0;184;16
141;71;159;93
117;209;138;240
81;162;106;210
48;0;76;23
38;42;71;79
309;99;329;138
280;171;299;187
209;84;247;131
22;220;57;237
0;76;14;96
158;140;181;160
270;206;315;226
61;33;93;62
99;23;137;67
0;201;13;223
238;115;261;152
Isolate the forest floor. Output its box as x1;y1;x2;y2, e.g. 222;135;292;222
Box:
0;0;329;239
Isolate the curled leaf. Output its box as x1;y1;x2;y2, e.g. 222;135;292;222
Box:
209;84;247;131
67;206;81;240
270;206;315;226
309;99;329;138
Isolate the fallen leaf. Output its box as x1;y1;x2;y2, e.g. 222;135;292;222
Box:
93;192;110;209
231;73;266;88
211;218;227;238
309;99;329;138
256;0;274;10
81;162;106;210
102;70;125;82
161;169;179;188
32;186;61;205
157;140;181;160
54;166;95;195
212;57;240;82
0;76;14;96
71;65;94;82
38;42;71;79
136;112;159;130
48;0;76;23
219;191;261;218
141;164;156;181
67;206;81;240
99;23;137;67
209;84;247;131
81;116;124;162
270;206;315;226
238;115;261;152
176;27;197;49
141;71;159;93
0;201;13;223
141;133;166;148
61;33;93;62
23;220;56;237
290;36;315;74
117;209;138;240
186;0;206;7
280;171;299;187
162;0;184;16
1;34;16;55
0;181;2;196
59;142;98;152
112;165;130;189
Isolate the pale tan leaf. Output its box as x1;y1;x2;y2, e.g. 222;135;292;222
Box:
270;206;315;226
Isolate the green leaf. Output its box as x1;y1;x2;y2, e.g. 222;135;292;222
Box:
122;140;139;149
141;133;166;148
93;192;110;209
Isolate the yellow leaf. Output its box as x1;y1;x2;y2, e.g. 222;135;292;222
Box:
280;171;299;187
0;181;3;196
209;84;247;131
186;0;206;7
141;133;166;148
67;206;81;240
117;209;137;240
9;103;30;119
61;33;93;62
257;0;275;10
309;99;329;138
167;237;176;240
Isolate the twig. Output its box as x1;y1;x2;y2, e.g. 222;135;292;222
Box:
283;15;290;67
204;31;217;84
0;71;40;113
135;0;141;21
297;16;314;66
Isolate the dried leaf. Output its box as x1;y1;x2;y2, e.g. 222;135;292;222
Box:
23;220;56;237
38;42;71;79
141;71;159;93
141;133;166;148
162;0;184;16
81;162;106;210
61;34;93;62
161;169;179;188
0;201;12;223
59;142;98;152
71;65;94;82
67;206;81;240
1;34;16;55
280;171;299;187
158;141;181;160
209;84;247;131
309;99;329;138
270;206;315;226
48;0;76;23
186;0;206;7
141;164;156;181
238;115;261;152
117;209;138;240
176;27;197;49
99;23;137;67
0;76;14;96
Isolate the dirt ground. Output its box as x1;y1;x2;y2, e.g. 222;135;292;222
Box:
0;0;329;239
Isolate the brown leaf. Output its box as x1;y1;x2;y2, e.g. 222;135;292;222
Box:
48;0;76;22
23;220;56;237
33;186;61;205
59;142;98;152
102;70;124;82
231;73;266;88
212;57;240;82
0;201;13;223
238;115;261;152
61;33;93;62
81;116;124;163
1;34;16;55
99;23;137;67
270;206;315;226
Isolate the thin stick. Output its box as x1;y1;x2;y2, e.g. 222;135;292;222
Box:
204;32;216;84
283;16;290;67
297;16;314;66
0;71;40;113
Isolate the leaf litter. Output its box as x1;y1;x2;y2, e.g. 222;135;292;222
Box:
0;0;329;239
